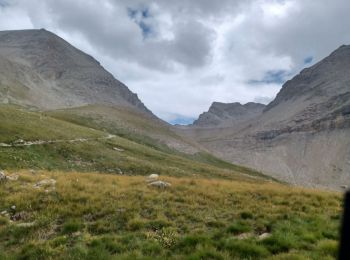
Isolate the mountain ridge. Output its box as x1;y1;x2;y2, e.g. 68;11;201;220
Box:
192;101;265;127
180;45;350;189
0;29;151;115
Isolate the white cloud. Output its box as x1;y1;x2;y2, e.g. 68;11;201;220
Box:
0;0;349;122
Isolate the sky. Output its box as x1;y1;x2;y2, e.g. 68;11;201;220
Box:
0;0;350;124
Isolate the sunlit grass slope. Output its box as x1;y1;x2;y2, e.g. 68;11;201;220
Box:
0;171;341;259
48;104;199;154
0;104;268;181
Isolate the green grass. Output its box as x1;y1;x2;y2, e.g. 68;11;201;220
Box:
0;104;268;181
0;104;342;259
48;104;192;153
0;171;341;259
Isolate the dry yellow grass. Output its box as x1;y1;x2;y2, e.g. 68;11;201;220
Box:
0;170;342;259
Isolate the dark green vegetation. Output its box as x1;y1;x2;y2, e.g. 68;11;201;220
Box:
0;172;341;259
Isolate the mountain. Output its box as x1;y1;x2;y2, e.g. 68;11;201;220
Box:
179;45;350;189
192;102;265;127
0;29;150;114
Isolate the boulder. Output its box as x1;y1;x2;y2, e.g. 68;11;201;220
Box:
148;180;171;188
146;174;159;182
0;171;6;182
33;179;56;188
236;232;254;240
258;233;272;240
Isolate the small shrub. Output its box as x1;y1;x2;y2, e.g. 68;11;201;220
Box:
87;220;113;235
240;211;253;220
187;246;224;260
49;236;69;248
18;244;53;260
175;235;209;252
0;216;8;225
127;218;145;231
62;219;83;234
141;241;162;256
206;220;225;228
226;221;251;234
145;219;172;231
262;233;296;254
146;228;177;248
90;236;124;255
224;239;269;258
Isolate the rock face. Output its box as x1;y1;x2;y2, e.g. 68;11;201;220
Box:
193;102;265;127
0;29;151;114
179;45;350;189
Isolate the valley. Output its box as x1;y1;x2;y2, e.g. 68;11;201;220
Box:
0;28;348;259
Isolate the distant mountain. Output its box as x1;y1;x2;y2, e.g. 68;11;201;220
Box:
179;45;350;189
193;102;265;127
0;29;150;114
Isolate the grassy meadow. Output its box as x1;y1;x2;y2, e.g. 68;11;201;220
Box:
0;171;341;259
0;104;343;259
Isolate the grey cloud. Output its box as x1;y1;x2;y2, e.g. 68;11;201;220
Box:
167;21;215;67
0;0;349;122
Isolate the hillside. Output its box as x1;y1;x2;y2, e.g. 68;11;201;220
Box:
179;45;350;189
0;104;269;181
48;104;202;155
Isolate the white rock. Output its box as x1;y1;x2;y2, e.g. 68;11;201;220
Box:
258;233;272;240
148;180;171;188
236;232;254;240
6;174;19;181
148;174;159;179
146;174;159;182
33;179;56;188
16;222;36;227
116;168;123;175
11;205;16;210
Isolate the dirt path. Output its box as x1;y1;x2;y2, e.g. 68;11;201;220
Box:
0;134;116;147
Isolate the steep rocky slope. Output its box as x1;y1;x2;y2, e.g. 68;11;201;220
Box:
0;29;150;113
192;102;265;127
179;45;350;189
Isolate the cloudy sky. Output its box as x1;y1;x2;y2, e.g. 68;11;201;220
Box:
0;0;349;123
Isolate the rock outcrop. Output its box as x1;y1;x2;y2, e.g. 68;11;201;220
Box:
192;102;265;127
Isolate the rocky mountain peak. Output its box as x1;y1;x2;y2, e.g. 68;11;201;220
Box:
265;44;350;113
192;101;265;127
0;29;152;115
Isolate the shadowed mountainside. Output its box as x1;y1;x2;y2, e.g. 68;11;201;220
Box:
179;45;350;189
